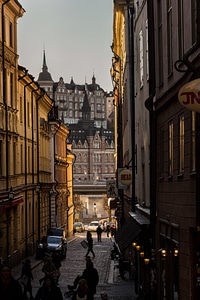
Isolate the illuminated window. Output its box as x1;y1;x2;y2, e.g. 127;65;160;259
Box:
168;122;173;175
179;115;184;173
191;111;196;172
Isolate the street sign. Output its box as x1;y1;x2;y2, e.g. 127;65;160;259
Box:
106;179;118;198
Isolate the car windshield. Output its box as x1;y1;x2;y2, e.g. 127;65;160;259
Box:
90;222;98;226
47;236;61;244
74;223;82;226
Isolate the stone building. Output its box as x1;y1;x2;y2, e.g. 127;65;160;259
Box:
0;0;73;265
37;52;115;219
112;0;200;299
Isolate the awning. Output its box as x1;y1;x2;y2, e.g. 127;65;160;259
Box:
115;213;149;252
0;195;23;211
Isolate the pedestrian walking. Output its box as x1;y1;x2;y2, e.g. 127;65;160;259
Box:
39;257;57;285
52;252;61;282
0;262;23;300
82;261;99;300
96;225;103;242
21;259;34;299
85;234;95;258
35;275;63;300
72;278;93;300
106;224;110;237
86;230;92;242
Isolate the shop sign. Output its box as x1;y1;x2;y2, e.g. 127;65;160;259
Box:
178;79;200;112
118;168;132;186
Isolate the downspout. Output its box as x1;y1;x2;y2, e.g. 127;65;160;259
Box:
144;0;156;252
2;0;11;192
24;79;34;256
53;121;61;227
126;0;135;212
31;86;39;249
36;92;45;241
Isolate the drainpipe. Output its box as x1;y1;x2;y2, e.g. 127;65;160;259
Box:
126;0;135;212
31;86;39;249
144;0;156;251
36;92;45;241
2;0;11;192
24;79;34;256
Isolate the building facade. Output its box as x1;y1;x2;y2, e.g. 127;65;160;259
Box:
0;0;73;265
37;53;115;218
112;0;200;299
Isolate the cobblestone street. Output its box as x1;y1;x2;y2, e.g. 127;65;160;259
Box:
12;232;137;299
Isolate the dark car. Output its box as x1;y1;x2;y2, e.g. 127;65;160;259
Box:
36;235;67;260
36;227;67;260
73;222;85;233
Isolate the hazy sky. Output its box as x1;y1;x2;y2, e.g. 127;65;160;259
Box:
18;0;113;92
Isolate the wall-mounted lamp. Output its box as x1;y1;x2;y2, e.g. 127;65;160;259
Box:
174;249;179;257
132;242;137;248
161;249;167;257
8;187;14;200
136;245;141;251
140;251;144;258
144;258;150;265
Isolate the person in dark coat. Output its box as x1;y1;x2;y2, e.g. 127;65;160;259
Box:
96;225;103;242
82;261;99;300
21;259;34;299
72;278;93;300
0;262;23;300
86;230;92;242
106;224;111;237
35;275;63;300
85;234;95;258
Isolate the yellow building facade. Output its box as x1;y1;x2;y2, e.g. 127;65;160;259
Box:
0;0;74;265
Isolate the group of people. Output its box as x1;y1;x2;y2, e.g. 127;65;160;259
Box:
0;253;100;300
0;224;116;300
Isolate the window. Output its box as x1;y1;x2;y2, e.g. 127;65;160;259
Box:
27;102;30;127
9;22;13;48
178;0;184;59
167;0;173;75
20;97;23;123
191;111;196;172
191;0;197;44
168;122;174;175
160;126;165;177
145;19;149;80
13;142;16;175
21;144;23;173
10;73;14;107
0;140;2;176
179;115;184;173
158;0;163;85
139;30;144;87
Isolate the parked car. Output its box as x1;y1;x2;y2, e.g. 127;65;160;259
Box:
47;227;66;239
73;222;85;233
36;234;67;260
87;221;100;232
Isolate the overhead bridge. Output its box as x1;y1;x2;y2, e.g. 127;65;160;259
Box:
73;182;107;195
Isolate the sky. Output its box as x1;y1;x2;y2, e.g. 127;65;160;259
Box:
18;0;113;92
